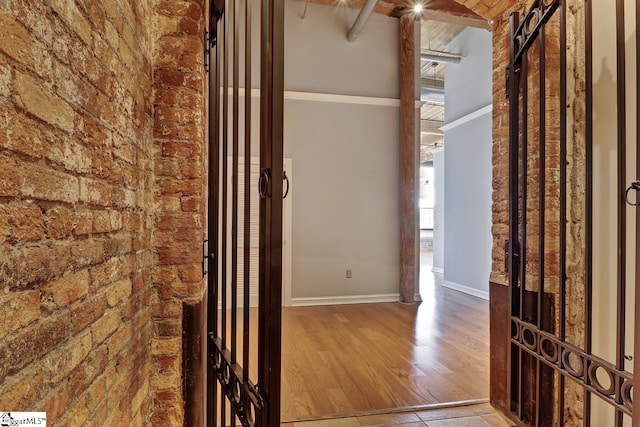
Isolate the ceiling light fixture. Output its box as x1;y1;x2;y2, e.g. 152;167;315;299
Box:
413;3;423;13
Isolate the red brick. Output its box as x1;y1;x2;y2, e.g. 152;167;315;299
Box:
158;245;200;264
91;308;120;345
92;209;112;233
177;264;202;283
19;162;80;203
42;269;89;309
71;294;107;333
70;238;107;268
161;141;200;159
3;313;69;381
74;209;93;235
0;13;51;77
180;161;202;178
42;382;70;424
105;278;132;307
1;107;46;159
0;154;21;197
0;290;40;338
155;106;199;124
47;206;74;239
13;71;75;132
159;178;201;195
156;212;201;230
179;196;201;212
7;244;72;289
0;364;43;410
9;202;45;243
0;206;9;245
178;17;201;36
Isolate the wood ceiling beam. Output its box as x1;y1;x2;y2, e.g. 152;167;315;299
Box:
391;7;490;30
421;119;443;135
420;77;444;89
421;9;490;30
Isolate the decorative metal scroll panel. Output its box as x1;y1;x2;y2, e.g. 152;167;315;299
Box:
209;337;265;426
511;318;633;416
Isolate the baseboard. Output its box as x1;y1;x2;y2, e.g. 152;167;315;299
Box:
442;281;489;300
431;267;444;274
291;293;400;307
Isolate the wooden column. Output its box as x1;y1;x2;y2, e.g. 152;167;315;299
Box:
399;15;419;303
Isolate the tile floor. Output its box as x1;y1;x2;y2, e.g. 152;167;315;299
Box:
282;403;516;427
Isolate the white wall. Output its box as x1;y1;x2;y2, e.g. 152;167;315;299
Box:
284;0;401;301
229;0;402;302
442;27;493;299
432;149;445;273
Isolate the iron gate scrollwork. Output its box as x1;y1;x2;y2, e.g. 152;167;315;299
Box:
507;0;640;425
206;0;285;423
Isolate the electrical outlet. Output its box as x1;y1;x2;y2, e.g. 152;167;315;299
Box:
346;269;352;278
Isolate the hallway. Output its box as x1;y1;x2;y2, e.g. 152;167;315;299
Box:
281;251;490;421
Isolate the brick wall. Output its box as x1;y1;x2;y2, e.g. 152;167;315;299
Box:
0;0;154;425
150;0;207;425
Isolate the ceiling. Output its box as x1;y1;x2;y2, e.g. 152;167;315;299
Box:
419;19;466;159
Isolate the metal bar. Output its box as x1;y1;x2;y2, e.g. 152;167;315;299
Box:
615;0;627;424
207;13;221;427
420;53;461;64
520;46;528;323
220;384;226;427
259;0;284;422
421;48;465;59
584;0;594;425
559;0;567;423
518;46;528;422
231;0;239;368
634;1;640;425
536;24;546;427
346;0;380;42
243;0;252;383
507;11;521;417
221;0;229;353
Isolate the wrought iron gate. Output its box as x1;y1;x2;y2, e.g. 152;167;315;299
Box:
205;0;284;423
507;0;640;425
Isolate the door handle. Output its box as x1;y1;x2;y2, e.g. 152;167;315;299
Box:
258;168;271;199
283;171;290;199
625;181;640;206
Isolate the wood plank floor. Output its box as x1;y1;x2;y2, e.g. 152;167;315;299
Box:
281;252;490;421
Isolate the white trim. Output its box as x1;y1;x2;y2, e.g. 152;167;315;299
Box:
222;87;401;107
286;91;400;107
291;293;400;307
431;267;444;275
442;281;489;300
440;104;493;132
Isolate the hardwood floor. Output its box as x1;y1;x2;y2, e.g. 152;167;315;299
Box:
281;251;490;421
